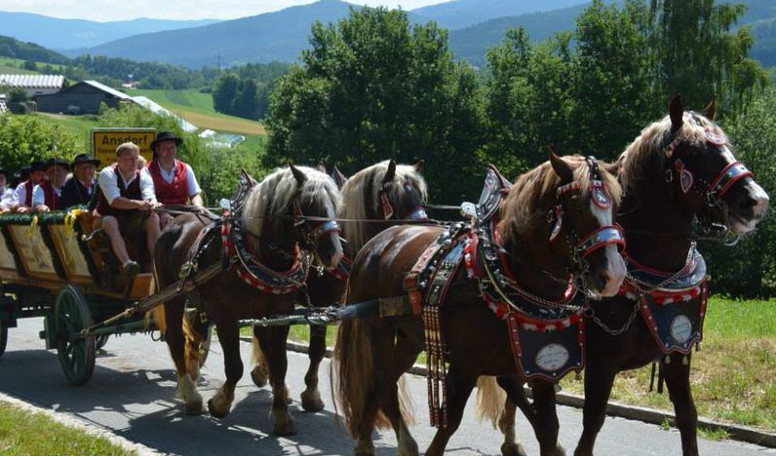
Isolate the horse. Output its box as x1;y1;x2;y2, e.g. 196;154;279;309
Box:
481;96;770;456
249;159;428;413
333;153;628;456
153;165;344;435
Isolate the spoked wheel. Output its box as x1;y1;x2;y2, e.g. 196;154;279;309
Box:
0;320;7;358
95;334;109;350
55;285;95;385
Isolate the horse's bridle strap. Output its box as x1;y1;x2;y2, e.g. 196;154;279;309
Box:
708;161;753;198
310;220;341;240
577;225;625;257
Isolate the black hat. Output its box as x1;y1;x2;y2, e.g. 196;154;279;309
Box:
30;161;46;172
71;153;101;168
44;157;71;171
150;131;183;151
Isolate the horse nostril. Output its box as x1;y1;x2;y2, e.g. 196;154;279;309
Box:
736;195;757;212
596;270;609;291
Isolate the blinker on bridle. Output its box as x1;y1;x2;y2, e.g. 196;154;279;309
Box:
549;156;625;262
379;179;428;221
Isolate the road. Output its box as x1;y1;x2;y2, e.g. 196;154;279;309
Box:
0;317;773;456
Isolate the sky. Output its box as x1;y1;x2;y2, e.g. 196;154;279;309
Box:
0;0;451;21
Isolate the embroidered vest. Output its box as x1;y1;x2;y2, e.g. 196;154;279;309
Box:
95;166;142;216
39;180;60;210
147;159;189;205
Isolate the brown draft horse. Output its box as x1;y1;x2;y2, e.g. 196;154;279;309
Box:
483;96;770;456
249;159;428;412
153;165;343;435
333;154;627;456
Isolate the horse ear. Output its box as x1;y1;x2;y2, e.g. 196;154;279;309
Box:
316;161;327;173
414;159;425;172
669;94;684;132
702;98;717;121
331;166;348;189
290;164;307;186
382;159;397;184
549;151;574;184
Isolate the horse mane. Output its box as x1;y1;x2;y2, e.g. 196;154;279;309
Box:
241;165;342;238
498;155;622;245
338;160;428;254
617;111;727;196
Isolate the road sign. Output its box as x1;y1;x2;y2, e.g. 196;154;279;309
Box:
91;128;156;168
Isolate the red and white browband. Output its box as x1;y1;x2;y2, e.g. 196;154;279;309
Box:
576;225;626;257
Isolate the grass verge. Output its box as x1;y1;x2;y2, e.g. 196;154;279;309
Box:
0;401;137;456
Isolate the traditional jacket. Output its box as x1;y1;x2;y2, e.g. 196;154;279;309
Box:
38;180;61;211
59;177;96;209
147;159;189;205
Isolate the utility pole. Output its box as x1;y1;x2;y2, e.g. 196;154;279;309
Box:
217;53;221;72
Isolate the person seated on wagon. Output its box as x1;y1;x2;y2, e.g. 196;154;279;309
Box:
93;142;161;277
11;160;46;213
60;154;100;209
0;167;13;211
146;131;203;227
32;157;70;213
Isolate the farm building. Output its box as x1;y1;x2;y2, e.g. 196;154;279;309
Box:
35;80;133;115
0;74;65;98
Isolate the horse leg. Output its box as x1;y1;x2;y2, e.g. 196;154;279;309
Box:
424;362;477;456
531;381;566;456
208;320;242;419
250;329;270;388
164;296;203;415
663;354;699;456
257;325;297;436
495;376;531;456
573;362;617;456
300;324;326;412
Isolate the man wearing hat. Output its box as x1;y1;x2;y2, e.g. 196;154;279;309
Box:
0;167;13;211
60;154;100;209
146;131;203;226
12;160;46;213
32;157;70;212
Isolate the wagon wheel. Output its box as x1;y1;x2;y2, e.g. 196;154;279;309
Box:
55;285;95;385
95;334;109;350
0;320;7;358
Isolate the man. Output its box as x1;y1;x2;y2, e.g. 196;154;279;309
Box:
94;142;161;276
60;153;100;209
0;167;13;211
146;131;203;227
12;160;46;213
32;157;69;212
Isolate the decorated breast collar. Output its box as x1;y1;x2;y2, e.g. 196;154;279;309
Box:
624;248;706;294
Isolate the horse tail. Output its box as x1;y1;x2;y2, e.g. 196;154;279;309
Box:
333;316;390;437
476;376;507;428
145;265;167;334
182;309;205;380
397;375;415;425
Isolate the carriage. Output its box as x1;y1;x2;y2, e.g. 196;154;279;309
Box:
0;208;158;385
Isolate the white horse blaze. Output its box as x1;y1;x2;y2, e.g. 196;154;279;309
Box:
590;199;626;296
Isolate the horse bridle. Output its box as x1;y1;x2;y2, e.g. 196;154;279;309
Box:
292;198;342;253
550;156;626;275
379;179;428;221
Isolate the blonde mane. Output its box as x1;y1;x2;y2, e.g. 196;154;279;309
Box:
241;166;342;239
338;160;428;256
498;155;622;245
617;111;726;195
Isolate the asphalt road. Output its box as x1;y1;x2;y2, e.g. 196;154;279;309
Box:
1;317;773;456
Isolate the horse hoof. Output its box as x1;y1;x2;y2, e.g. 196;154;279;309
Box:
184;400;203;416
272;417;297;436
251;367;268;388
501;442;528;456
207;398;230;419
300;390;325;412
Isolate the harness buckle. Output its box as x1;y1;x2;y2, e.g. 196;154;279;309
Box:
179;260;198;279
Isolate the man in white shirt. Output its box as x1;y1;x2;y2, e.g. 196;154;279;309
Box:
146;131;203;227
32;157;70;212
93;142;161;276
0;167;13;211
11;160;46;213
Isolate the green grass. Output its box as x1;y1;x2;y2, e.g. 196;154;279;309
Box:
129;89;266;136
34;113;100;152
0;57;67;74
0;401;137;456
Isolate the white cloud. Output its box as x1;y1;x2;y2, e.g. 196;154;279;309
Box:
0;0;450;21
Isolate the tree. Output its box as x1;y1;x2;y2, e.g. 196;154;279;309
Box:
231;79;259;120
212;73;240;114
0;115;79;171
265;7;485;203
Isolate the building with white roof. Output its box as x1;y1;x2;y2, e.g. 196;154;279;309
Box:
0;74;65;97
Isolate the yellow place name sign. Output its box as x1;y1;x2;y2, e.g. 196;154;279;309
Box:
91;128;156;168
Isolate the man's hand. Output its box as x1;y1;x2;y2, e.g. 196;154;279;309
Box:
34;205;50;213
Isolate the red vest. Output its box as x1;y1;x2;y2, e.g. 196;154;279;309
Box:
22;180;34;207
95;166;142;216
147;159;189;205
39;180;60;210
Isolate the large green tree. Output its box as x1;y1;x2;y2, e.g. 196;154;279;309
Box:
265;7;485;203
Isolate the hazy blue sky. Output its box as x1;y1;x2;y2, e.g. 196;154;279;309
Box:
0;0;450;21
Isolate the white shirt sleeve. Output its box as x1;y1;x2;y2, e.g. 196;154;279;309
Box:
139;168;157;203
31;185;45;206
98;167;121;205
12;183;27;206
185;164;201;197
0;188;12;209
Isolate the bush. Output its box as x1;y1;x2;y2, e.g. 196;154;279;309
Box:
0;114;79;171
